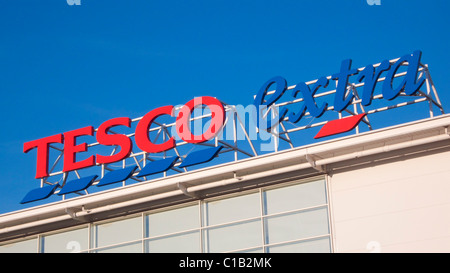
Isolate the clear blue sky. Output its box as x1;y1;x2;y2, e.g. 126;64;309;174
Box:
0;0;449;214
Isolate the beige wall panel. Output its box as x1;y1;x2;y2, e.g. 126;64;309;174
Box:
330;149;450;252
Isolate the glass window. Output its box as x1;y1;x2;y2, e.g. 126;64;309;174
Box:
41;226;88;253
203;219;262;253
0;177;331;253
267;237;331;253
145;231;200;253
263;179;327;215
230;247;263;253
145;204;198;238
203;191;260;226
94;241;142;253
92;216;141;248
0;238;37;253
264;207;329;244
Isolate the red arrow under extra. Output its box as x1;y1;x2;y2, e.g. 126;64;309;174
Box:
314;113;367;139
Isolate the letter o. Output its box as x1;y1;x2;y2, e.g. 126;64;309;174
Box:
176;96;225;144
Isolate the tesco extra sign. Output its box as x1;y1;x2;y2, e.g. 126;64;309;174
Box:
24;96;225;179
24;50;427;180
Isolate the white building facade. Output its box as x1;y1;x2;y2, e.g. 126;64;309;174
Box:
1;114;449;253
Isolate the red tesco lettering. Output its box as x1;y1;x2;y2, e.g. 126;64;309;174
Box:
24;96;225;179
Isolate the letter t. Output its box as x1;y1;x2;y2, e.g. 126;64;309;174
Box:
332;59;359;112
24;134;64;179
